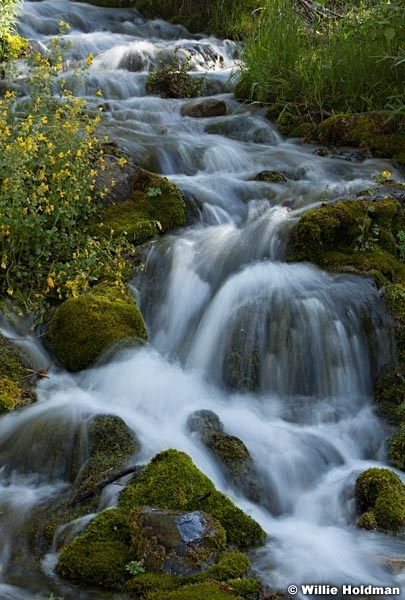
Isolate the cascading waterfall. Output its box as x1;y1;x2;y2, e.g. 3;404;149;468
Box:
0;1;404;598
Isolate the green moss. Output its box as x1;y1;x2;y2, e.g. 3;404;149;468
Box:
314;112;405;162
374;364;405;426
357;511;377;530
205;551;250;580
125;572;182;598
119;449;266;549
57;539;132;588
0;331;31;385
385;284;405;365
388;424;405;471
48;285;147;372
227;578;263;600
0;376;20;413
56;507;133;588
143;581;244;600
355;468;405;532
96;168;186;245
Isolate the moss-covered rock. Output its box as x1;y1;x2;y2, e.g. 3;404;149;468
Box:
94;167;186;245
48;284;147;372
73;414;140;499
142;581;244;600
187;410;259;501
314;112;405;165
0;376;21;413
119;449;266;549
287;198;405;283
374;364;405;426
388;425;405;471
205;551;250;580
0;330;37;410
355;468;405;532
129;506;226;575
250;171;287;184
56;507;134;588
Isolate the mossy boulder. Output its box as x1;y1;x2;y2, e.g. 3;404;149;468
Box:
287;198;405;283
355;468;405;532
119;449;266;549
28;413;139;556
250;171;287;184
56;507;134;588
129;506;226;575
94;167;186;245
48;285;147;372
0;376;21;413
0;330;37;410
187;410;260;502
314;112;405;165
73;413;140;499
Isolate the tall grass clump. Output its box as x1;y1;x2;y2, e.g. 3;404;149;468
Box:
0;25;132;318
239;0;405;115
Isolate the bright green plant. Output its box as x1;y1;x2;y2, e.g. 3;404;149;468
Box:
0;26;132;318
0;0;25;65
125;560;146;576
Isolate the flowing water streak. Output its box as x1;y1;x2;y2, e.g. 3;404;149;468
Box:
0;0;403;598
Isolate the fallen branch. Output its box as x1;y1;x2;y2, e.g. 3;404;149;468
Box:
71;465;141;506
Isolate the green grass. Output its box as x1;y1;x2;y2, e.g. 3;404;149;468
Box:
239;0;405;115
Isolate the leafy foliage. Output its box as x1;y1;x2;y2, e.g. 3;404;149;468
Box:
146;55;204;99
0;27;132;318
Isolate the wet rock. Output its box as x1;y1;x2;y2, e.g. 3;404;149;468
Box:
376;555;405;574
187;410;260;502
95;154;136;207
187;409;224;435
129;506;226;575
205;114;276;143
182;98;227;118
48;284;147;372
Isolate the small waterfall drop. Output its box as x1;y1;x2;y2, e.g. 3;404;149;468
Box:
0;1;403;598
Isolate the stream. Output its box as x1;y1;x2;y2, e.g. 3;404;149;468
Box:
1;0;404;598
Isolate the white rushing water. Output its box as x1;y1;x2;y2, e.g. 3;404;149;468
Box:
0;1;404;598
